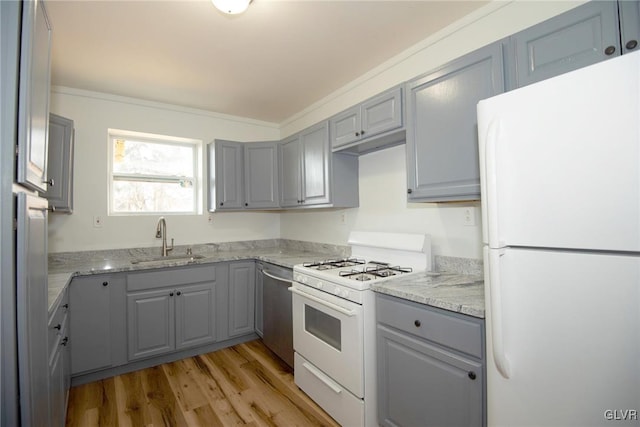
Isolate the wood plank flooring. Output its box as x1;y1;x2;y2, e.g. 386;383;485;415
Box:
65;339;340;427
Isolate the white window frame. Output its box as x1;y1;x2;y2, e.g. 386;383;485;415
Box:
107;129;203;216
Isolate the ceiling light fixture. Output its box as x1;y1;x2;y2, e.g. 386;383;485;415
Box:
211;0;252;15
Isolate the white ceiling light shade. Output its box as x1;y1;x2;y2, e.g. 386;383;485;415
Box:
211;0;251;15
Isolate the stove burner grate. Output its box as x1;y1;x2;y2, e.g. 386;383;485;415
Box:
303;258;365;270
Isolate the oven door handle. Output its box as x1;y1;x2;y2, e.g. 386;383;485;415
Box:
301;361;342;394
288;287;357;317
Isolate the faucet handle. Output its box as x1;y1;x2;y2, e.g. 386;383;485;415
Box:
186;247;193;255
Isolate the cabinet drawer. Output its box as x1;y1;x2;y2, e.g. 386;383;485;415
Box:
376;294;483;358
48;292;69;361
127;265;216;291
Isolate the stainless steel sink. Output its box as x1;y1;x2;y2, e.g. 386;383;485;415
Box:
130;254;205;264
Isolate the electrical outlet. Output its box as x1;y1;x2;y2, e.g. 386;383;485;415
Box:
208;212;214;223
463;207;476;226
339;212;347;225
93;215;103;228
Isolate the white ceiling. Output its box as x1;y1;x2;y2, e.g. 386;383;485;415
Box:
47;0;488;123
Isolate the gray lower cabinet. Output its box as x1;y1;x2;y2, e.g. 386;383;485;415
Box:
406;41;505;202
255;262;264;337
509;0;639;89
48;289;69;427
227;261;255;338
127;265;217;360
376;294;485;427
69;274;126;375
208;140;279;211
280;121;359;208
43;113;74;212
330;86;403;150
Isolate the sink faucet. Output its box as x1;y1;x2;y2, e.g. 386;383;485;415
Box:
155;217;174;257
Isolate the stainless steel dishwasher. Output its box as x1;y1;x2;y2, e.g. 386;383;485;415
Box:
260;262;294;368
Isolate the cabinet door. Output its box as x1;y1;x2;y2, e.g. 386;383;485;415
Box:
300;122;330;206
330;105;360;148
279;135;302;207
255;263;264;337
406;41;504;202
228;262;255;337
70;275;126;374
377;324;483;427
619;0;640;55
16;194;49;427
127;289;175;360
244;142;279;208
361;87;402;139
212;140;243;210
17;0;52;192
511;1;620;88
49;345;65;427
43;113;74;212
175;282;216;350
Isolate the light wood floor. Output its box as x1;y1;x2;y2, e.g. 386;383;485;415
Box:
65;339;340;427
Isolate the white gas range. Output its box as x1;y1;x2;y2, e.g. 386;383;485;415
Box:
290;231;431;426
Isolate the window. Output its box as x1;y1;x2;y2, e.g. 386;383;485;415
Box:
108;130;202;215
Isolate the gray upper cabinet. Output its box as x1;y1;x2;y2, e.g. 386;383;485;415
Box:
330;86;403;152
43;113;74;213
69;274;126;375
209;140;243;210
406;41;505;202
280;121;359;208
17;0;52;193
208;140;279;210
510;1;629;88
619;0;640;54
376;294;485;427
244;142;279;209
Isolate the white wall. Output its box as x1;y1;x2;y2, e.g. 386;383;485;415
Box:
279;1;585;260
48;87;281;253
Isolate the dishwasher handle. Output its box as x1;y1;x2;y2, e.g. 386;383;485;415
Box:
262;270;293;284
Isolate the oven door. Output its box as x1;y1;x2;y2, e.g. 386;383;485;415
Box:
290;282;364;397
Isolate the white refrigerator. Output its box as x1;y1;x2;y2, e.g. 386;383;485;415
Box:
477;50;640;427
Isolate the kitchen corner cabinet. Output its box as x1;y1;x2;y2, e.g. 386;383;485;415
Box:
69;274;126;375
48;289;70;427
406;41;505;202
509;1;639;89
43;113;74;213
227;261;256;337
126;265;217;361
376;294;485;427
330;86;403;150
280;121;359;208
208;140;279;211
17;0;52;193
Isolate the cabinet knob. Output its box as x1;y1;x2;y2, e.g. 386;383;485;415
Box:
220;202;224;206
468;371;477;380
361;130;365;135
48;206;56;213
245;203;248;207
355;132;360;137
61;337;69;346
414;319;421;327
169;292;174;296
62;304;69;309
176;291;182;296
626;40;638;50
54;324;61;330
407;189;413;194
102;281;108;287
604;45;616;56
42;178;54;187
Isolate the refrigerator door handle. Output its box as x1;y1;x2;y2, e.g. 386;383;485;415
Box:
485;119;502;248
488;248;511;379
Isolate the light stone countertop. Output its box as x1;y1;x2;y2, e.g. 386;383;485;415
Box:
47;239;349;313
371;271;485;318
